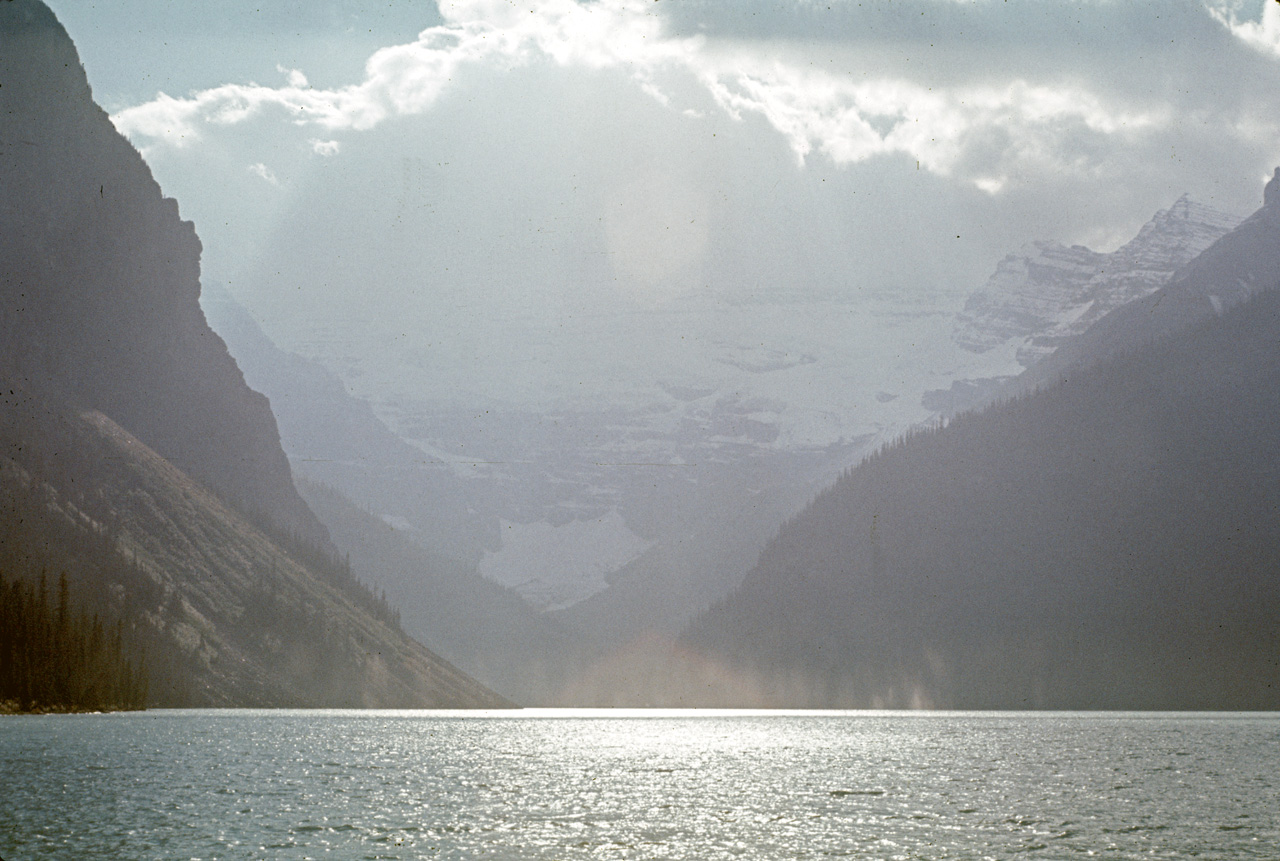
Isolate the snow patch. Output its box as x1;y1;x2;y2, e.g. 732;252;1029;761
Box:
478;510;651;611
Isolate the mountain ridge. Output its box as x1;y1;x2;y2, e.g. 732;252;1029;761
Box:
1;0;325;546
952;194;1241;369
0;0;508;709
681;172;1280;709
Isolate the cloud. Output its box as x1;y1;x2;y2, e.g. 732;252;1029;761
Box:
695;56;1164;186
112;0;699;147
110;0;1253;193
310;138;341;156
278;66;310;88
1207;0;1280;58
247;162;279;185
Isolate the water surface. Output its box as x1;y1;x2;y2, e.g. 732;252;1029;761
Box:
1;709;1276;859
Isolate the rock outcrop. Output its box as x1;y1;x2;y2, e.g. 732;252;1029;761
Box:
1023;166;1280;392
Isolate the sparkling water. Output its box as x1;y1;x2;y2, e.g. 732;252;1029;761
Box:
1;709;1276;859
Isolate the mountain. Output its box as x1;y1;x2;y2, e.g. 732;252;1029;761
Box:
0;0;506;709
295;478;590;705
953;196;1241;368
1020;169;1280;393
682;173;1280;709
0;0;322;545
202;285;599;703
929;195;1242;415
1;391;506;707
200;284;500;565
204;274;876;649
209;189;1243;657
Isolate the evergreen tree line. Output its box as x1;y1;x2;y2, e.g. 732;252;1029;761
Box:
249;504;402;630
687;285;1280;709
0;571;146;712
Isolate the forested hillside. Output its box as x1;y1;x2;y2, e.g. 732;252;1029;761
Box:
686;283;1280;709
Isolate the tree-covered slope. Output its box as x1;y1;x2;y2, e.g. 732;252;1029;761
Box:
686;283;1280;709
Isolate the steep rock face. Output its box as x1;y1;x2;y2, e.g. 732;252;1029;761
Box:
954;196;1241;367
0;0;324;544
1022;169;1280;392
954;241;1106;355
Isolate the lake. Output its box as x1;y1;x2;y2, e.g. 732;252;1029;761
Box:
1;710;1276;859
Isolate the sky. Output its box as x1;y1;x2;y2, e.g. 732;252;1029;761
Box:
46;0;1280;413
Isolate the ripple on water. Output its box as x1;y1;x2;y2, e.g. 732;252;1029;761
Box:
1;711;1278;860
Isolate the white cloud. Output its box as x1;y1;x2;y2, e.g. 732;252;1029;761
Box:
695;57;1165;188
247;162;279;185
278;65;310;88
111;0;1174;191
311;138;342;156
1207;0;1280;58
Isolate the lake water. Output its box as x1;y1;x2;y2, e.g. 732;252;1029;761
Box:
1;710;1276;860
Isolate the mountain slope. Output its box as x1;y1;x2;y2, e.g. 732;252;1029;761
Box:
0;0;323;544
684;192;1280;709
954;196;1241;367
0;389;508;707
0;0;507;708
296;479;588;705
203;276;852;656
200;283;500;565
1019;169;1280;394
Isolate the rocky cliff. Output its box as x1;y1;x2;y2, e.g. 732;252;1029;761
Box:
954;196;1241;367
1021;168;1280;392
0;0;324;544
0;0;508;708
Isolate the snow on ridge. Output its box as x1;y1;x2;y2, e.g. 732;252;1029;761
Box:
953;196;1245;367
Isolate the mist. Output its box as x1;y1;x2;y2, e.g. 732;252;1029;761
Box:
34;0;1280;706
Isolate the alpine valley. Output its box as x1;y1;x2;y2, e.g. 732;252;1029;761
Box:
5;0;1278;711
203;178;1250;704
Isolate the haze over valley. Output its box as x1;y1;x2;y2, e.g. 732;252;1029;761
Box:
6;0;1280;710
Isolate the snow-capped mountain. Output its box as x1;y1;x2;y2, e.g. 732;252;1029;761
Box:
204;192;1243;649
954;196;1242;368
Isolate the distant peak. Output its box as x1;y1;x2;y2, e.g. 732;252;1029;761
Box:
1157;193;1213;219
1265;167;1280;208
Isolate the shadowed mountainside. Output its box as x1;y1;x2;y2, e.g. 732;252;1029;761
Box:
0;0;507;708
0;389;507;707
0;0;323;545
684;177;1280;709
296;478;589;705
